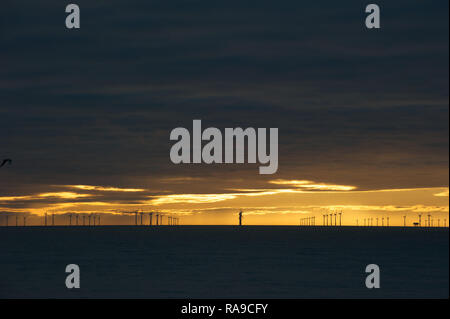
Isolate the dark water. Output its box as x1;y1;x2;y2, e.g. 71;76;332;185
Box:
0;226;448;298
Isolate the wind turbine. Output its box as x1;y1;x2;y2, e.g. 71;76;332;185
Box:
69;214;72;226
403;216;406;227
149;212;153;226
418;214;422;227
339;211;342;226
134;211;138;226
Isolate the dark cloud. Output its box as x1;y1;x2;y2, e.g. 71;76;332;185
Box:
0;0;448;199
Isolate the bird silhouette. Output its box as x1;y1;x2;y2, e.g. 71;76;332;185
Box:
0;159;12;168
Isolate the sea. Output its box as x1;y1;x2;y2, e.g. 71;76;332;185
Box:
0;226;448;298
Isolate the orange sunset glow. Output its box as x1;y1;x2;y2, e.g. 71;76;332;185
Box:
1;179;448;226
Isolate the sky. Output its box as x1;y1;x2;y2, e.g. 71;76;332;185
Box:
0;0;448;226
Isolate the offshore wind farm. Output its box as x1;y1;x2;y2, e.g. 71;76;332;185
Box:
1;0;448;301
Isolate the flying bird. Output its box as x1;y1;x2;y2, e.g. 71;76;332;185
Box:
0;159;12;168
